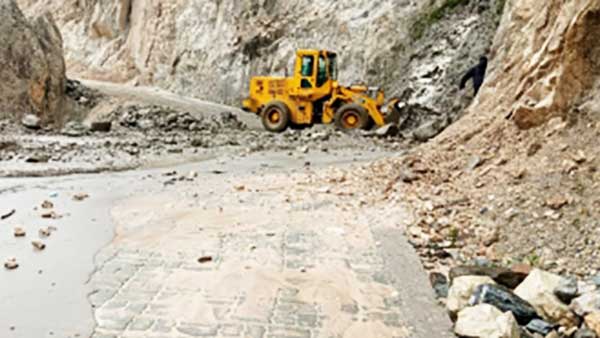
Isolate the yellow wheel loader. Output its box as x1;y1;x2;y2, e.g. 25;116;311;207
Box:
242;49;401;132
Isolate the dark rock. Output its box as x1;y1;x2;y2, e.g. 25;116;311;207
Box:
469;283;539;325
21;114;41;129
90;121;112;132
554;276;579;304
450;265;528;289
25;154;50;163
575;328;598;338
525;319;555;336
429;272;449;298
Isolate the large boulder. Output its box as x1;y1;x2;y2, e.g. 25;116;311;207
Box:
447;275;496;315
0;0;66;125
515;269;580;328
454;304;521;338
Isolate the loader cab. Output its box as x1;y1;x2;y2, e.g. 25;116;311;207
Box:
294;49;338;99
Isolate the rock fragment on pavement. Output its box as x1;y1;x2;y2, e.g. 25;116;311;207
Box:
4;258;18;270
13;227;26;237
31;241;46;250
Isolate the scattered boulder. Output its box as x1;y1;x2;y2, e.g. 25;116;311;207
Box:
450;265;529;289
454;304;521;338
470;284;539;325
447;275;496;315
515;269;580;328
21;114;41;130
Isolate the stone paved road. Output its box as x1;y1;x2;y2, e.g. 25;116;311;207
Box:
88;152;452;338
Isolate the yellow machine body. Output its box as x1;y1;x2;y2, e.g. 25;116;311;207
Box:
243;49;400;132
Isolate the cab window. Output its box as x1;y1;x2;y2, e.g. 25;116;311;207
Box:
317;56;327;87
301;56;314;77
328;55;338;81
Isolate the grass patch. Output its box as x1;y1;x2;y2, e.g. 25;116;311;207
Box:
410;0;471;41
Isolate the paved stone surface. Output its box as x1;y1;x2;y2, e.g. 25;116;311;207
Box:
87;160;452;338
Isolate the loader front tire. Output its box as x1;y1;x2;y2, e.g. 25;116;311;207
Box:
335;103;370;131
261;101;290;133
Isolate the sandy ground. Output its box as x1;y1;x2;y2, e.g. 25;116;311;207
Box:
0;149;452;338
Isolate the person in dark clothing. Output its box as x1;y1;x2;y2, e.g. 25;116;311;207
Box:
459;56;488;96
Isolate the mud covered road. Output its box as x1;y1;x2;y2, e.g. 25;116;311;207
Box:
0;149;452;338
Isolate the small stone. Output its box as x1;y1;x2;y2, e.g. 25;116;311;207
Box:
198;256;213;264
41;211;59;219
90;121;112;132
546;196;568;210
467;155;484;171
572;150;587;164
41;200;54;209
39;228;51;237
4;258;18;270
526;319;555;336
21;114;41;129
554;277;578;304
13;227;26;237
73;193;89;201
32;241;46;251
429;272;449;299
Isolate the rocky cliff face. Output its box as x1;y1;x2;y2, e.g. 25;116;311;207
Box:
16;0;502;121
0;0;67;124
387;0;600;277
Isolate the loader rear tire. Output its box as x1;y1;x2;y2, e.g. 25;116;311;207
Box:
335;103;370;131
261;101;290;133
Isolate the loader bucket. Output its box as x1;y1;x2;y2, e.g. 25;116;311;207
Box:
384;98;402;125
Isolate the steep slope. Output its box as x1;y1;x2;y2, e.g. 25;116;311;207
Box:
0;0;67;125
377;0;600;276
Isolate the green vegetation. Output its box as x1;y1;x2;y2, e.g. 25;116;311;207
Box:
410;0;471;41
